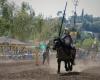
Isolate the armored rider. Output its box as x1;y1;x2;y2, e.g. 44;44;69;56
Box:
61;27;73;50
61;27;75;65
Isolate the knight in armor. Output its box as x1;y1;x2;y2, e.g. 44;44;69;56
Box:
61;27;73;50
61;27;76;65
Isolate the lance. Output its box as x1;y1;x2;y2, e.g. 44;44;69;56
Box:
58;0;67;37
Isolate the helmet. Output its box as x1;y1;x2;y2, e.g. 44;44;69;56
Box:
64;27;69;30
64;27;70;34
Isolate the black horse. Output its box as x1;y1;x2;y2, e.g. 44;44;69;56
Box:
53;37;75;73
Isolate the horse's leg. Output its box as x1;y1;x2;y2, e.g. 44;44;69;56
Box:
72;51;76;65
57;59;61;74
69;59;73;71
64;60;69;71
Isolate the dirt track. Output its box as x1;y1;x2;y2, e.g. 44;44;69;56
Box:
0;55;100;80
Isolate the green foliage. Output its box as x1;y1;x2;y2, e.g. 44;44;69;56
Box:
0;0;7;7
12;11;33;41
0;0;35;41
0;0;100;44
82;38;94;49
75;40;82;48
0;18;11;36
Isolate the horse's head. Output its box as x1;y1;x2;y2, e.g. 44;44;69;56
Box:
53;37;62;50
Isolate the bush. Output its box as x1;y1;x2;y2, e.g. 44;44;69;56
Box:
82;38;94;49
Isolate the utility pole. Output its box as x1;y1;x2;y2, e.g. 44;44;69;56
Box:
72;0;79;28
71;0;79;43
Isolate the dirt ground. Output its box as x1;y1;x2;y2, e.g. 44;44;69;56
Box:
0;54;100;80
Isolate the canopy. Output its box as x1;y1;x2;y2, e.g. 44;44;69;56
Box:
0;37;26;45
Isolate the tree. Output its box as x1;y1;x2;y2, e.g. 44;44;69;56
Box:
8;2;35;41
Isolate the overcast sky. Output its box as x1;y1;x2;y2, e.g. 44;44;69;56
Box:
9;0;100;18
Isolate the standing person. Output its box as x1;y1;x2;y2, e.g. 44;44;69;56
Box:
42;42;50;65
34;46;40;66
39;42;47;64
42;46;49;64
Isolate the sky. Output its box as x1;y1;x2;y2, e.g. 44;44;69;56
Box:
9;0;100;18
